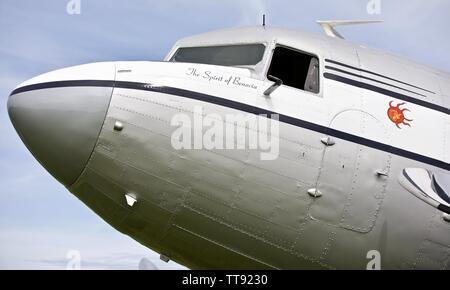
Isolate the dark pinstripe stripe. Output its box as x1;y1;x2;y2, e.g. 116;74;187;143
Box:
10;80;450;171
325;59;435;94
324;73;449;115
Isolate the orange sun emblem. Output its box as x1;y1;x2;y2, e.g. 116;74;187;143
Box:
387;101;413;129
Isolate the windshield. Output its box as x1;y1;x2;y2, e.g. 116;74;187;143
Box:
170;44;265;67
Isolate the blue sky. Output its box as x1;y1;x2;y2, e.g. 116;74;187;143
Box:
0;0;449;269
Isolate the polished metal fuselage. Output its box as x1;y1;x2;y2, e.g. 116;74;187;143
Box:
67;81;449;270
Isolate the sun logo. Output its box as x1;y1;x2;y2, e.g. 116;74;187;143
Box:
387;101;413;129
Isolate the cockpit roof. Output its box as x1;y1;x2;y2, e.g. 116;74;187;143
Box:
164;26;333;61
164;25;450;94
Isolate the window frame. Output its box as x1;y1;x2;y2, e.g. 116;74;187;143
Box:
168;43;268;68
264;44;322;95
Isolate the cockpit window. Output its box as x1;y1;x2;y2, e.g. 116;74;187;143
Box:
267;46;320;93
170;44;265;67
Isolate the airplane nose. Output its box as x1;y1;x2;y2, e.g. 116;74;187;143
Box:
7;63;115;187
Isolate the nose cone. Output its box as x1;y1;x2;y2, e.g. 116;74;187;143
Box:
7;62;115;187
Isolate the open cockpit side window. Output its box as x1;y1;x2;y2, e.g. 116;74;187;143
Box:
267;46;319;94
170;44;266;67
